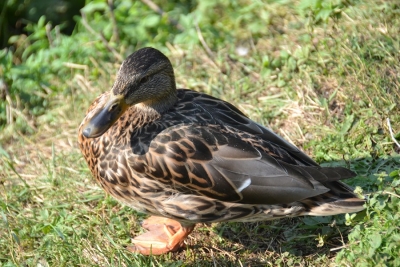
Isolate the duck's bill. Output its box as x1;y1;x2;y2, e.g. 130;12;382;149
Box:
82;94;127;138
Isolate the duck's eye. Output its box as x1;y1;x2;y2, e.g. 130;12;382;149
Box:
139;76;150;84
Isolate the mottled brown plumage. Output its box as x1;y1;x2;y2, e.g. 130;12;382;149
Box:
78;47;365;255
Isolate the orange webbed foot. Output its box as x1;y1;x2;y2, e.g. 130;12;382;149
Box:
127;216;195;255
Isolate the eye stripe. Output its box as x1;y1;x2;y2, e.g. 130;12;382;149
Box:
139;76;150;84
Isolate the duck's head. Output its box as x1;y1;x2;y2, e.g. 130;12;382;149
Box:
82;47;177;138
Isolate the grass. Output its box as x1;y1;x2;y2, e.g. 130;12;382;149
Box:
1;0;400;266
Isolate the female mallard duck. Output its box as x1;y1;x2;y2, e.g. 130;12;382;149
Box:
78;47;365;255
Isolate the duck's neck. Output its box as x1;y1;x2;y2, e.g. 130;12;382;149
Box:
138;90;178;115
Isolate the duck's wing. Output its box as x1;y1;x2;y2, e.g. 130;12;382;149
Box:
130;123;356;205
187;92;319;167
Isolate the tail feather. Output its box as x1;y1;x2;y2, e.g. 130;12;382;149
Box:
303;197;365;216
300;182;365;216
294;165;365;215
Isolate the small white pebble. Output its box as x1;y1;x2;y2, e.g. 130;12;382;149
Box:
236;46;249;56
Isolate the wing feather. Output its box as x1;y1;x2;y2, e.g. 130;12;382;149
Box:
139;124;349;205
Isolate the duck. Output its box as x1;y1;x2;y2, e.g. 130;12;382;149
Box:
78;47;365;255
